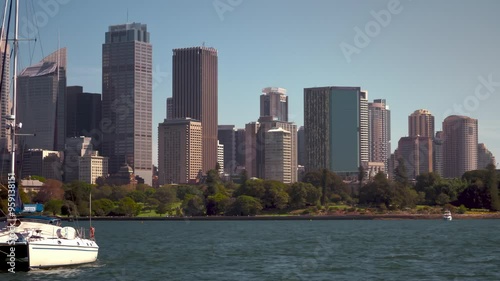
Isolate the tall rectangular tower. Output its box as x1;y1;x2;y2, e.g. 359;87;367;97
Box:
17;48;67;151
102;23;152;185
368;99;391;171
66;86;102;150
172;46;218;174
443;115;478;178
260;87;288;122
218;125;236;174
158;118;202;184
304;86;368;175
409;109;434;138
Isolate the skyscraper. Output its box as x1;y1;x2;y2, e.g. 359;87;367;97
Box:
368;99;391;171
254;117;297;182
66;86;102;148
260;87;288;122
442;115;478;178
166;97;173;120
477;143;495;169
172;46;218;173
264;127;292;183
433;131;444;176
102;23;152;185
244;122;260;178
17;48;67;151
409;109;434;138
217;141;224;173
235;128;246;170
297;126;305;166
218;125;236;174
64;136;93;183
396;136;433;179
304;86;368;175
158;118;202;184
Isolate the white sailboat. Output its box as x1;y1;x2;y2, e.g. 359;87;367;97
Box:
0;0;98;271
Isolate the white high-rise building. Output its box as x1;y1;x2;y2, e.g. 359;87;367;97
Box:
264;127;292;183
217;141;224;173
79;151;108;184
368;99;391;172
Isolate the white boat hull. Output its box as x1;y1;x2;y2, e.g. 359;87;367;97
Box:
28;239;98;268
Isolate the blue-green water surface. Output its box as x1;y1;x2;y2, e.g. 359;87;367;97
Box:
3;219;500;280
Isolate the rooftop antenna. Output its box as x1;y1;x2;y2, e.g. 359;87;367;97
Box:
202;41;205;47
127;8;129;23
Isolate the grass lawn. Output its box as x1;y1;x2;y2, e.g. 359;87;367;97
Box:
137;202;182;217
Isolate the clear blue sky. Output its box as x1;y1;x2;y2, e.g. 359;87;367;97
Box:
15;0;500;166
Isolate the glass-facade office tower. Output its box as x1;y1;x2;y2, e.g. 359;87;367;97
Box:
172;46;218;174
102;23;152;185
17;48;67;151
304;86;368;175
66;86;102;150
218;125;236;174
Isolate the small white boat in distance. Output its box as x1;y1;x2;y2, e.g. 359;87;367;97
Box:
443;210;452;221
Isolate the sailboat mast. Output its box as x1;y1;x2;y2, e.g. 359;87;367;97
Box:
10;0;18;176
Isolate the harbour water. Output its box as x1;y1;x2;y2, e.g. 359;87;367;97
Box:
2;219;500;280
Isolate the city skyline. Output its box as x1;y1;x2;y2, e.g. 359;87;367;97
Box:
10;0;500;167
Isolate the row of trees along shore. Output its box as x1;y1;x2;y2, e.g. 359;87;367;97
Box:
1;162;498;217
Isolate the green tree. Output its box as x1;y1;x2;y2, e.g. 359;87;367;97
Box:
144;198;160;212
227;195;263;216
394;158;409;186
233;178;265;199
127;190;147;203
156;203;169;216
287;182;308;209
155;186;178;205
206;193;231;215
44;199;64;215
435;193;451;206
204;169;225;197
94;185;113;199
359;172;394;208
485;164;500;211
109;185;131;201
260;180;289;210
176;185;203;201
239;169;249;186
305;184;322;206
117;197;141;217
182;194;206;216
458;182;485;209
92;199;115;216
358;165;365;191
